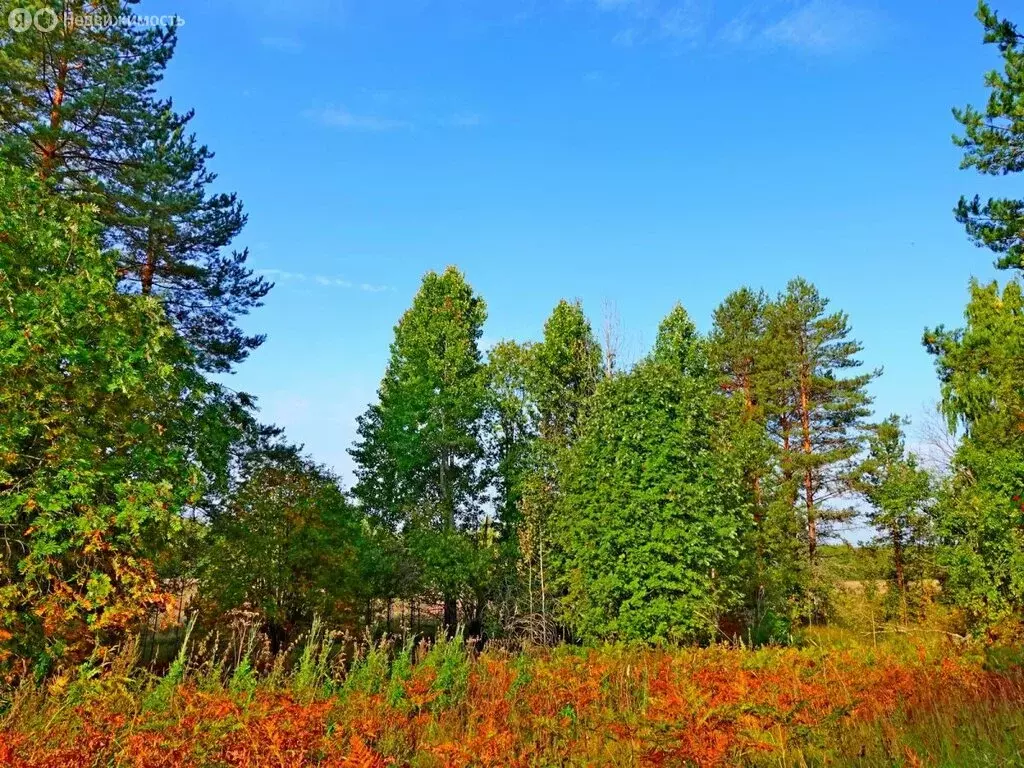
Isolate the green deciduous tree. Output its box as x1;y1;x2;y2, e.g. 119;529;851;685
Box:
954;2;1024;273
201;446;364;650
518;300;602;633
925;280;1024;626
553;305;749;643
350;267;490;631
0;166;201;669
529;300;603;447
485;340;535;533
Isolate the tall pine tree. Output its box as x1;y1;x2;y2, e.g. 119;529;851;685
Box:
763;279;876;568
954;2;1024;273
709;289;798;637
0;1;270;372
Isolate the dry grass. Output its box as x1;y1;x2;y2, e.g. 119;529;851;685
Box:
1;628;1022;767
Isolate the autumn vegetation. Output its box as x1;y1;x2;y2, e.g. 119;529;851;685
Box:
2;1;1024;766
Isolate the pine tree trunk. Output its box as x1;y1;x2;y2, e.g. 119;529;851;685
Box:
799;364;817;563
141;236;159;295
40;57;69;180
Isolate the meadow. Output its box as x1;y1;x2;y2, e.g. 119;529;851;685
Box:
2;623;1023;768
5;4;1024;767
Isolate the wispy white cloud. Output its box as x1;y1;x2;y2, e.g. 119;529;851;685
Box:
657;1;708;43
259;269;391;293
438;112;483;128
595;0;647;9
760;0;882;54
260;36;304;53
304;106;412;132
259;268;307;281
583;69;619;88
597;0;708;47
612;27;640;47
305;104;486;131
717;12;756;46
593;0;882;54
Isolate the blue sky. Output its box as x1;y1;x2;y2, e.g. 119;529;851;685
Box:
150;0;1007;484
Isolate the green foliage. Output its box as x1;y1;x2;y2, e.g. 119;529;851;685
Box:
420;632;471;711
484;340;535;532
553;305;749;643
516;301;603;628
145;613;196;711
291;617;335;700
953;2;1024;272
529;300;603;447
200;448;364;647
350;267;493;629
854;416;934;618
343;639;392;697
0;166;203;667
0;0;270;372
925;279;1024;627
763;279;876;567
709;282;875;628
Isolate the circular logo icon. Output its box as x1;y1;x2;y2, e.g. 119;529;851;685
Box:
33;7;58;32
8;7;32;32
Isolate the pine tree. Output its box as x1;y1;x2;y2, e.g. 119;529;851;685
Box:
764;279;876;568
710;288;769;417
350;267;490;631
953;2;1024;272
854;415;934;621
709;289;772;519
0;1;270;371
709;289;797;637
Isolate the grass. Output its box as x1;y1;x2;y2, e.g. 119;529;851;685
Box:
0;627;1022;767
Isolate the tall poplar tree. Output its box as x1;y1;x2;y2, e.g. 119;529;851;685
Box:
350;267;489;631
517;300;601;629
529;300;603;446
485;340;535;533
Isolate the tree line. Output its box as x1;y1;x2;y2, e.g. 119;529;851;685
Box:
1;1;1023;674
